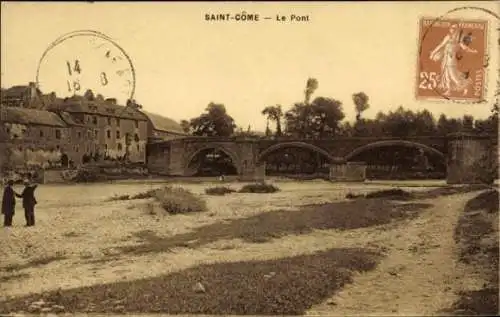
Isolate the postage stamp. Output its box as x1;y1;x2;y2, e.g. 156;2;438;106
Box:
416;17;489;103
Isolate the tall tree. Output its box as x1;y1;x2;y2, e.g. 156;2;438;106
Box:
304;78;318;105
414;109;436;135
310;97;345;138
285;102;314;138
261;105;283;137
189;103;236;137
352;92;370;121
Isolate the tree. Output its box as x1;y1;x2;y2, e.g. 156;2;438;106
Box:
352;92;370;121
285;102;313;138
304;78;318;105
189;103;236;137
180;120;191;134
413;109;436;135
261;105;283;137
310;97;345;138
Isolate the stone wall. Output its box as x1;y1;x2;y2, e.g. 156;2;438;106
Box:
446;133;493;184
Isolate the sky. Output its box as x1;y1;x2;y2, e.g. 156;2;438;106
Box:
1;1;499;132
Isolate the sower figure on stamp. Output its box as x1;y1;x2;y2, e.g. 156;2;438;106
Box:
429;23;478;97
2;180;16;227
16;179;38;227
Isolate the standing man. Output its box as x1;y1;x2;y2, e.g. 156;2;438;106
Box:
2;180;16;227
16;179;38;227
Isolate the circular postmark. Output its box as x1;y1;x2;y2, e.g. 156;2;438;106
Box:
417;6;499;105
36;30;136;103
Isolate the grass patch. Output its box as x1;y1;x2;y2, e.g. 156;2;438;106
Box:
238;183;280;194
447;190;499;315
107;186;206;215
107;188;160;201
155;186;207;214
116;199;431;255
0;255;67;273
365;188;412;200
0;273;30;284
0;248;382;315
204;186;236;196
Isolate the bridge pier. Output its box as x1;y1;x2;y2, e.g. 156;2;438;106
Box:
446;133;496;185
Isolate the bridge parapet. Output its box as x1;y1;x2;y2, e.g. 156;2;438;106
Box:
146;133;497;184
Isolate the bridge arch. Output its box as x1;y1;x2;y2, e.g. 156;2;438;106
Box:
185;145;241;174
345;140;445;161
257;142;336;164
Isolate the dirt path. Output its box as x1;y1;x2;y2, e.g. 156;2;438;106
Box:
307;191;480;316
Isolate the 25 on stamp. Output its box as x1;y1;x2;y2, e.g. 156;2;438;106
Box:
416;17;488;102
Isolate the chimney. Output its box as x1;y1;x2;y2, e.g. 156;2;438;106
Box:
28;82;37;100
105;98;117;105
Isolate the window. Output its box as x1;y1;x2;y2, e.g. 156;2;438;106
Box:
55;129;61;139
136;144;140;151
116;118;120;126
107;130;111;138
94;130;98;138
107;117;112;125
39;130;44;137
134;133;140;142
104;144;108;151
135;120;139;128
116;130;121;139
77;131;81;139
117;143;122;151
75;145;79;152
56;145;60;150
92;116;98;125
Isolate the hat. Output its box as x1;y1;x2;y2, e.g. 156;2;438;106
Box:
7;180;14;186
23;179;30;185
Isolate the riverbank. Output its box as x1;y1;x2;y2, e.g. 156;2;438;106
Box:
0;181;497;315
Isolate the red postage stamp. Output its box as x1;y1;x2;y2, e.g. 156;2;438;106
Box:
416;17;488;102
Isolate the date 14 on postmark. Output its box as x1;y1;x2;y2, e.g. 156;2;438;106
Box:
416;17;488;102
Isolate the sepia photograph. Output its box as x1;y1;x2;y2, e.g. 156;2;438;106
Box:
0;1;499;316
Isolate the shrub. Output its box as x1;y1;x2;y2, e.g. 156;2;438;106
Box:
107;188;160;201
238;183;280;194
472;154;498;185
154;186;207;214
346;192;364;199
131;188;160;199
73;168;104;183
205;186;236;196
365;188;412;200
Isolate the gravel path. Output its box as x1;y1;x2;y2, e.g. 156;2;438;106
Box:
307;191;481;315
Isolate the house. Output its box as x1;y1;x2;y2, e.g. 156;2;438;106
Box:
1;84;188;174
140;110;187;141
1;105;70;169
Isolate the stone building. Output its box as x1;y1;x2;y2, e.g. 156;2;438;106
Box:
46;95;150;163
1;106;69;169
141;110;187;141
1;84;187;174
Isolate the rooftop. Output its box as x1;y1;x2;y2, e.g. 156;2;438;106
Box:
140;110;186;134
1;84;42;100
46;95;149;121
2;106;67;127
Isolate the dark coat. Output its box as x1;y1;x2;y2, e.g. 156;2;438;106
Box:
2;186;16;215
17;185;38;209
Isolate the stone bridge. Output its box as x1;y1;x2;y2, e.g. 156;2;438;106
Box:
146;133;498;184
